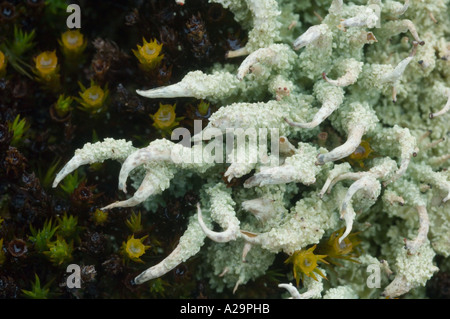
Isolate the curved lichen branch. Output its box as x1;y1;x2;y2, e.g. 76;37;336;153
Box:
117;141;174;193
375;126;418;186
428;154;450;167
321;158;396;197
404;206;429;255
102;167;174;210
381;20;424;47
320;171;362;197
133;215;206;285
400;20;424;45
53;138;136;188
380;41;418;86
278;283;302;299
226;0;281;58
322;58;363;87
244;143;321;187
429;87;450;119
197;184;241;243
286;82;344;129
236;44;295;81
317;124;365;165
339;175;381;243
316;102;378;165
279;273;324;299
383;191;405;206
337;7;380;31
382;274;411;298
385;0;410;16
321;159;396;242
319;163;352;198
237;47;276;80
136;70;238;100
396;0;410;16
382;243;438;298
116;139;214;195
197;203;240;243
293;24;329;50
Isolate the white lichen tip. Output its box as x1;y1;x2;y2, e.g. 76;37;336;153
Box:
101;171;160;210
117;143;172;193
197;184;241;243
380;41;418;86
136;83;191;99
338;7;380;31
397;0;410;16
381;126;418;186
52;138;136;188
322;59;363;87
245;143;321;187
237;47;276;80
404;206;429;255
293;24;328;50
429;88;450;119
316;124;365;165
226;47;250;59
53;156;88;188
339;175;380;243
286;82;344;129
279;272;324;299
197;203;240;243
137;71;238;100
401;20;425;46
134;214;205;285
317;102;378;165
319;163;352;198
278;283;302;299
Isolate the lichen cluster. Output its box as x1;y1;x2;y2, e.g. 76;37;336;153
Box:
1;0;449;299
52;0;450;299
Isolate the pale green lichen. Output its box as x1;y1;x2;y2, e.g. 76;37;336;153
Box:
53;0;449;299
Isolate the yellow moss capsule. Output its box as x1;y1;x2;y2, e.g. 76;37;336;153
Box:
346;139;374;168
33;51;60;92
133;38;164;71
34;51;58;76
91;208;108;226
0;50;7;78
76;80;109;114
285;245;328;286
122;235;150;263
59;30;87;58
150;103;184;136
317;228;361;266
